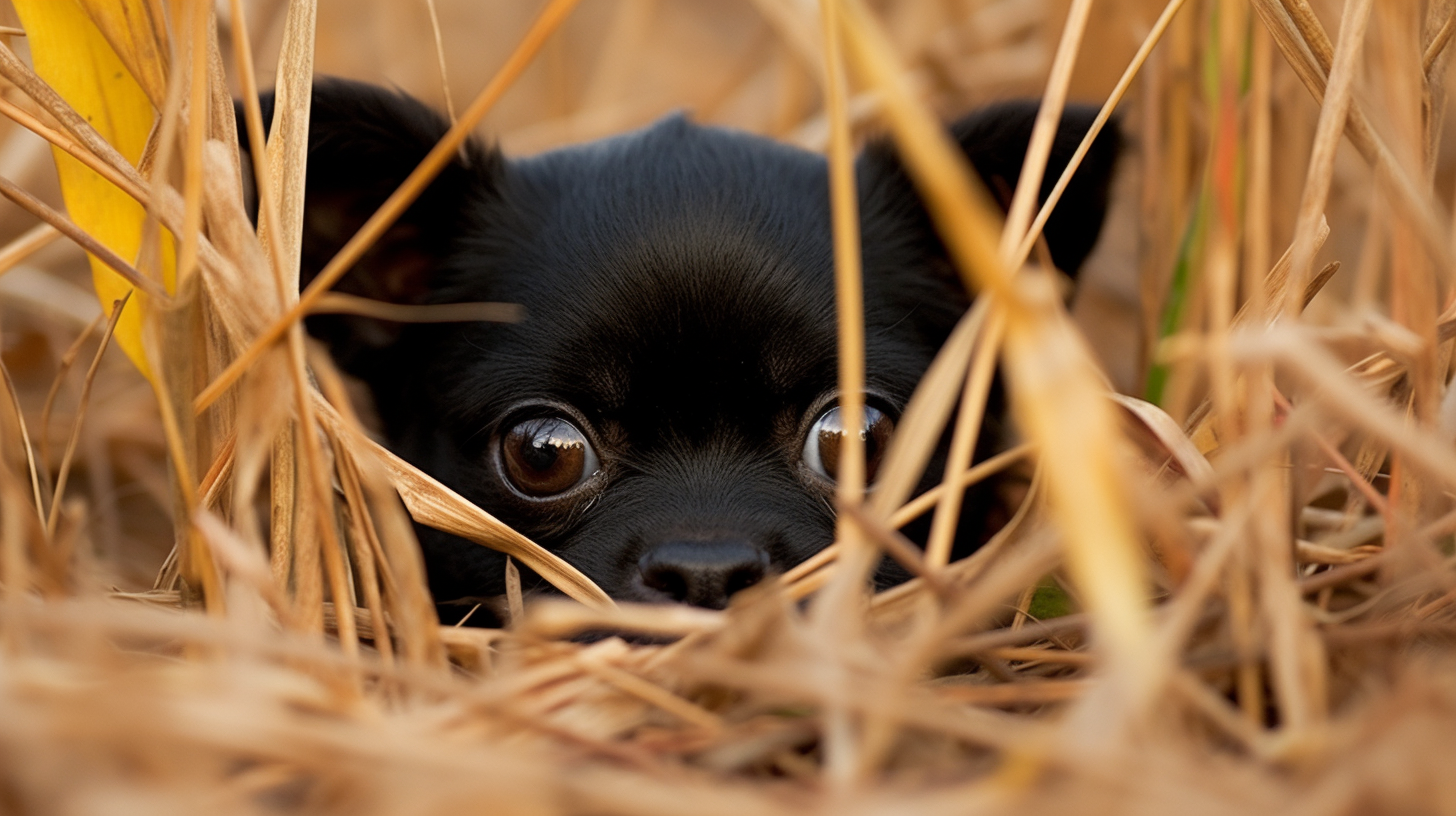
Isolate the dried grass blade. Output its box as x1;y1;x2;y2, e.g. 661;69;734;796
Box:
308;344;443;665
0;223;60;280
888;443;1033;529
1013;0;1190;269
308;293;524;323
1280;0;1335;69
328;425;395;666
811;0;872;640
0;455;36;614
1250;0;1453;279
37;313;104;495
198;433;235;508
575;657;723;732
1242;329;1456;489
0;174;164;299
998;0;1095;262
869;298;985;518
422;0;461;129
838;501;945;593
45;291;128;536
0;95;151;208
924;308;1004;568
1425;4;1456;74
1283;0;1372;317
0;349;44;526
176;0;213;286
256;0;317;288
523;599;722;640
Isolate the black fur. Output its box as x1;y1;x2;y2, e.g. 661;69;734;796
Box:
243;78;1119;619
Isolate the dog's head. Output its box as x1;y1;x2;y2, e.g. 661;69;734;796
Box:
249;79;1119;615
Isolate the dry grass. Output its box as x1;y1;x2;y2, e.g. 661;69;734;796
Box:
2;0;1456;813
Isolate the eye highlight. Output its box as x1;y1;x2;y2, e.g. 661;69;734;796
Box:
500;417;599;498
803;404;894;485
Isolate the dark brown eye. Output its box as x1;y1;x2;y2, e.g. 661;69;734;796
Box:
803;404;894;484
501;417;599;498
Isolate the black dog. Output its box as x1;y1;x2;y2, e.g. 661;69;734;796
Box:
246;78;1117;619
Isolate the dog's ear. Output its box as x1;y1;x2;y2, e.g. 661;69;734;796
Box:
238;78;502;364
858;101;1120;277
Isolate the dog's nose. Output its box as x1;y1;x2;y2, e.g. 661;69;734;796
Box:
638;540;769;609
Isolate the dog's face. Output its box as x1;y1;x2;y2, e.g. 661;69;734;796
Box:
256;80;1118;615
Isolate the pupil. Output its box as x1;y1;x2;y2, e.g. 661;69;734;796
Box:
522;432;561;473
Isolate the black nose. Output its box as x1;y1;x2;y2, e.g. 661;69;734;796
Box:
637;540;770;609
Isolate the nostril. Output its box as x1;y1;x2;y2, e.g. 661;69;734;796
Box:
636;540;770;609
723;564;765;598
641;562;691;603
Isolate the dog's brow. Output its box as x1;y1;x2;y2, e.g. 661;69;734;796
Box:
582;364;630;409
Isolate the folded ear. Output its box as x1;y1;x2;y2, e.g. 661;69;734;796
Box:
239;78;502;365
858;100;1121;278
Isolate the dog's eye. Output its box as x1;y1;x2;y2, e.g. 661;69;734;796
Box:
803;405;893;484
501;417;599;497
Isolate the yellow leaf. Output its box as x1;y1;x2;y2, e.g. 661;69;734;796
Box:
74;0;171;110
11;0;175;380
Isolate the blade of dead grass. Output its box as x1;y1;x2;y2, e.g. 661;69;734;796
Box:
176;0;213;287
888;443;1033;529
422;0;461;131
1425;4;1456;74
811;0;871;644
838;0;1155;743
0;348;44;526
37;313;104;494
0;451;37;636
328;424;395;667
1246;21;1274;326
45;293;128;538
870;298;986;518
242;0;362;655
0;71;248;334
308;344;443;665
194;0;583;414
256;0;316;288
924;307;1005;569
765;444;1031;593
0;174;164;298
0;223;60;280
1284;0;1373;318
0;94;152;211
1250;0;1453;282
505;556;524;625
837;501;944;592
1012;0;1190;270
997;0;1095;263
226;0;309;630
1237;328;1456;490
574;653;723;733
307;293;524;323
